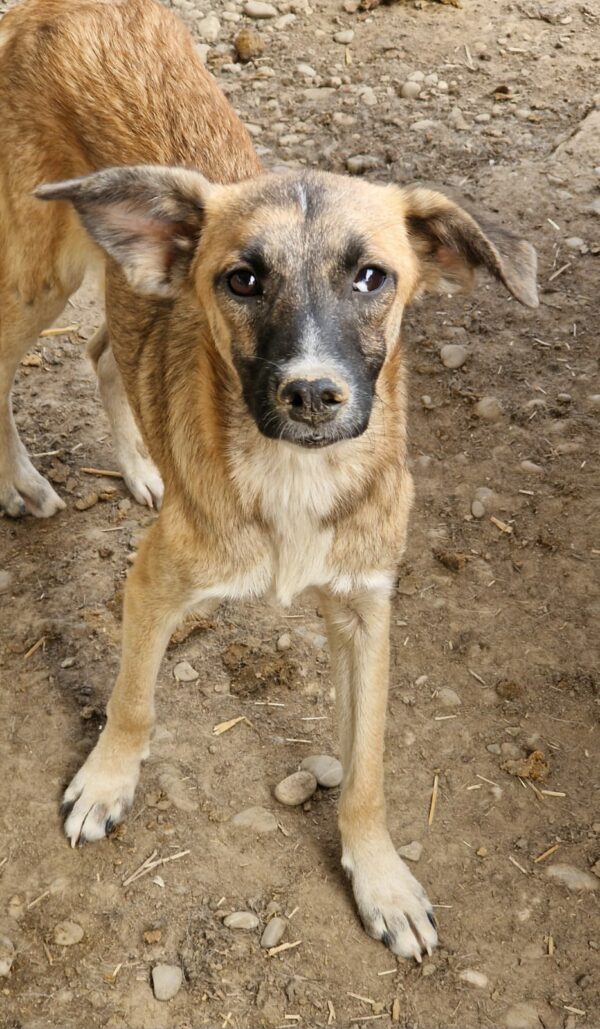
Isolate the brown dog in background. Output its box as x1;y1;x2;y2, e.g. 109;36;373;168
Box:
0;0;538;960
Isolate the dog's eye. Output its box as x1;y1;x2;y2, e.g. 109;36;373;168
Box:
228;269;261;297
353;267;387;293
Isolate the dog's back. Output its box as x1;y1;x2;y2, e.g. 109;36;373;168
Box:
0;0;260;186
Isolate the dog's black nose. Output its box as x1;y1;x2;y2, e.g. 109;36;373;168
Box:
278;377;348;424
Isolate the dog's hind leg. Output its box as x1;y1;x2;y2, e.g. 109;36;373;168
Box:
87;326;164;509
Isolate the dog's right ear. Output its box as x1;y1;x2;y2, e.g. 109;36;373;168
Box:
35;165;215;298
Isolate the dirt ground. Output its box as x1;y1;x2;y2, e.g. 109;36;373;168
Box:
1;0;599;1027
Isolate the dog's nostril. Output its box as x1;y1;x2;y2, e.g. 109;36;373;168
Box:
321;388;343;407
289;390;305;408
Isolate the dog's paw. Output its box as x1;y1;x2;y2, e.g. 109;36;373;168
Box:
343;839;438;961
0;456;65;518
61;747;142;847
118;446;164;510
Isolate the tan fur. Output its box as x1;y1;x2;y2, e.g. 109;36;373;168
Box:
0;0;538;959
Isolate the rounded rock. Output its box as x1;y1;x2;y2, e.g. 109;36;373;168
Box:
564;236;584;250
398;840;423;863
334;29;354;44
437;687;461;708
474;396;504;421
460;969;489;989
440;344;468;369
471;499;485;519
276;633;292;651
297;62;317;78
400;81;421;99
174;660;199;682
260;916;287;949
54;921;84;947
244;0;277;16
195;14;221;42
449;107;469;130
545;864;599;892
231;806;278;833
300;754;343;788
520;459;544;475
224;910;260;930
152;964;183;1002
0;937;16;978
275;770;317;806
502;1003;543;1029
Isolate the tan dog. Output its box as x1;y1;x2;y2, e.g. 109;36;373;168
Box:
0;0;538;960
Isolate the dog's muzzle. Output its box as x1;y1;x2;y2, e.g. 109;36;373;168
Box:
277;375;349;427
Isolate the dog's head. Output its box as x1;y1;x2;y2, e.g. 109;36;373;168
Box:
36;167;538;448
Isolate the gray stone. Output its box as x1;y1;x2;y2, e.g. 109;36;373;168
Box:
275;13;296;27
195;14;220;41
54;921;84;946
174;660;199;682
152;964;183;1001
474;396;503;421
276;633;292;651
297;63;317;78
334;29;354;44
565;236;585;250
545;864;599;892
459;969;489;989
520;460;544;475
0;936;15;978
437;687;461;708
449;107;469;130
502;1002;543;1029
359;87;377;108
440;344;468;369
410;119;439;132
260;916;287;948
407;70;425;82
471;499;486;519
486;743;501;755
0;570;12;593
400;81;421;99
398;841;423;862
224;910;260;930
244;0;277;16
274;770;317;806
300;754;343;788
231;806;278;833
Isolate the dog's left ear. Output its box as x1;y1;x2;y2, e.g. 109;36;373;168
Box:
398;186;538;308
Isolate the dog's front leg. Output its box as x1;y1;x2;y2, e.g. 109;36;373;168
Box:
321;588;438;961
62;519;193;846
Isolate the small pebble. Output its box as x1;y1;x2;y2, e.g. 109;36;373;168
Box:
260;916;287;949
486;743;501;755
0;936;16;978
231;806;278;833
297;63;317;78
440;344;468;369
474;396;503;421
459;969;489;989
277;633;292;651
244;0;277;16
152;964;183;1001
437;686;461;708
300;754;343;788
54;921;84;947
545;864;599;892
275;770;317;806
400;81;421;99
195;14;220;41
471;499;485;519
565;236;585;250
407;70;425;82
333;29;354;44
520;460;544;475
75;492;99;511
502;1003;543;1029
449;107;469;130
398;841;423;863
174;660;199;682
224;911;260;930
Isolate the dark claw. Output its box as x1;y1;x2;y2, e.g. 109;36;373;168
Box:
105;817;116;835
381;928;394;950
427;910;438;931
60;798;76;820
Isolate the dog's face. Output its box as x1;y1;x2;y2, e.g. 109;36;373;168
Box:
37;168;538;448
